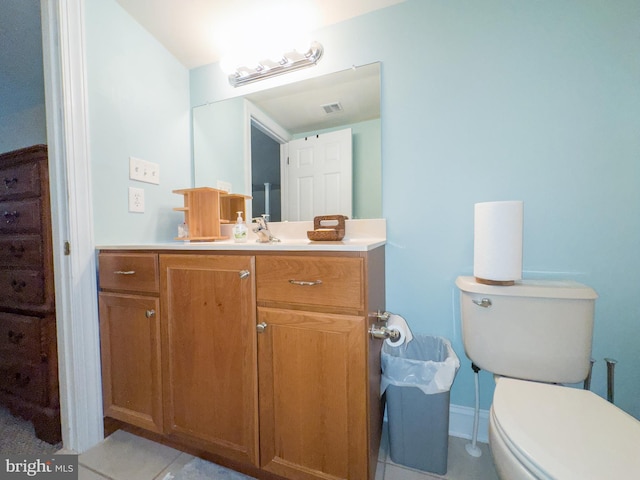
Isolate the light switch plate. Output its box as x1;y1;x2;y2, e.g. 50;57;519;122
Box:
129;157;160;185
128;187;145;213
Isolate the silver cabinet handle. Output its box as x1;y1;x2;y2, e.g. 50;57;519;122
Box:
239;270;250;279
114;270;135;275
145;310;155;318
256;322;267;333
289;279;323;286
472;298;492;308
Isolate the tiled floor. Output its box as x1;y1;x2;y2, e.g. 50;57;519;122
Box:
76;425;499;480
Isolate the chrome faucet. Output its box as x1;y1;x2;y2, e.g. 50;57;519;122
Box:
252;215;280;243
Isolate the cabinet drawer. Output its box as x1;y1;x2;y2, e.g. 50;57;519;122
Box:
99;253;159;294
0;363;46;404
0;235;42;268
257;256;363;309
0;161;40;200
0;313;42;363
0;198;42;234
0;270;44;307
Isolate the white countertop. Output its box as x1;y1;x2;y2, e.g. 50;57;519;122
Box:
97;219;386;252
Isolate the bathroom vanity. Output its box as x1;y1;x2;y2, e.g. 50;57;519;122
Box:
97;224;386;480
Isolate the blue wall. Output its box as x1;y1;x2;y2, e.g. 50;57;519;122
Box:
89;0;640;418
0;105;47;153
85;0;191;244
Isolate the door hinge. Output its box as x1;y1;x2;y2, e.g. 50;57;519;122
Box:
64;241;71;255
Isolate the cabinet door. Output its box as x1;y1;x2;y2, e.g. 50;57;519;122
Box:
99;292;162;433
257;306;368;480
160;255;258;466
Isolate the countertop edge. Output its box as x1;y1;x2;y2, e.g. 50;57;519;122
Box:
96;239;386;252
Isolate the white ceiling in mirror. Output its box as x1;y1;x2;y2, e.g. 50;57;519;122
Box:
244;63;380;134
115;0;406;68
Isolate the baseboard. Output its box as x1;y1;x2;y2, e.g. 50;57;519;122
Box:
448;404;489;443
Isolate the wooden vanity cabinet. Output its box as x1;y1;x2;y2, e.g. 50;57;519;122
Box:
159;254;259;467
97;247;385;480
256;250;385;480
98;252;163;433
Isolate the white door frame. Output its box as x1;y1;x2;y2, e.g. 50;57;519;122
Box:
243;100;291;220
41;0;104;452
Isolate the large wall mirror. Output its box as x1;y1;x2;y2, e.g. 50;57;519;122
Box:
192;62;381;221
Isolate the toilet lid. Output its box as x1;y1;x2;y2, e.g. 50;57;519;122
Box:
492;378;640;480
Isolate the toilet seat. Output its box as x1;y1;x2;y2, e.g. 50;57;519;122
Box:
491;378;640;480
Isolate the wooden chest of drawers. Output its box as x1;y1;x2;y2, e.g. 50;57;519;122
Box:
0;145;59;444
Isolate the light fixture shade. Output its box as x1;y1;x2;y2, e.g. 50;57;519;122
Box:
228;41;323;87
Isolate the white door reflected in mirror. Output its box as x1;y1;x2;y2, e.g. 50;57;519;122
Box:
285;128;352;221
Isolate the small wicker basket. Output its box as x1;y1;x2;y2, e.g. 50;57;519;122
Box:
307;215;347;241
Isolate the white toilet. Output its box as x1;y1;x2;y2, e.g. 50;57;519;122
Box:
456;276;640;480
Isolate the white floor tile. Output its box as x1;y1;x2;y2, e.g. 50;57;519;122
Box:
78;465;110;480
79;430;182;480
381;420;499;480
384;463;441;480
445;437;498;480
154;452;195;480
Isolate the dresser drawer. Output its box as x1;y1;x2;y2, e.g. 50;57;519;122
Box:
0;198;41;234
0;270;44;307
99;253;159;294
0;161;40;200
0;235;42;268
0;313;42;363
257;255;364;309
0;363;46;405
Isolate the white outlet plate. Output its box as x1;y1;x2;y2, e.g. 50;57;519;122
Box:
129;157;160;185
128;187;145;213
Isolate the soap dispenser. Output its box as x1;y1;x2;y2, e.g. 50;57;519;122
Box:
233;211;248;243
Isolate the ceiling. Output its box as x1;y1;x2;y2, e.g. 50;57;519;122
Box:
1;1;401;131
115;0;406;69
118;0;396;132
243;62;380;134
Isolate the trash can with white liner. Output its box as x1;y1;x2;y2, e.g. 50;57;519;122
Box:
381;335;460;475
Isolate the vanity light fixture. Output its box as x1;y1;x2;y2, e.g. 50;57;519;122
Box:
228;41;324;88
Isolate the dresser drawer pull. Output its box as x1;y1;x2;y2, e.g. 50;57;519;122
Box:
288;279;323;287
145;309;156;318
113;270;136;275
3;211;19;224
9;244;25;258
11;279;27;292
4;177;18;189
8;330;25;345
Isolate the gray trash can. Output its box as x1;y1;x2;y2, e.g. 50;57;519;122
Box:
381;335;460;475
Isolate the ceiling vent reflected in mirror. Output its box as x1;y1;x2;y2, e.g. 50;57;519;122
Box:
321;102;344;114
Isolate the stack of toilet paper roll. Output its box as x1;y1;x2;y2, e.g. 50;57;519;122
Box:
474;200;523;285
385;314;414;347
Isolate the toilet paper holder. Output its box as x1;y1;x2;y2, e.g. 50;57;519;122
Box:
368;311;401;341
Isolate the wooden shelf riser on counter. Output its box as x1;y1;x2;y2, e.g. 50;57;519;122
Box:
173;187;251;241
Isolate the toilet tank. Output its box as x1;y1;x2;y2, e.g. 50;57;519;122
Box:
456;276;598;384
